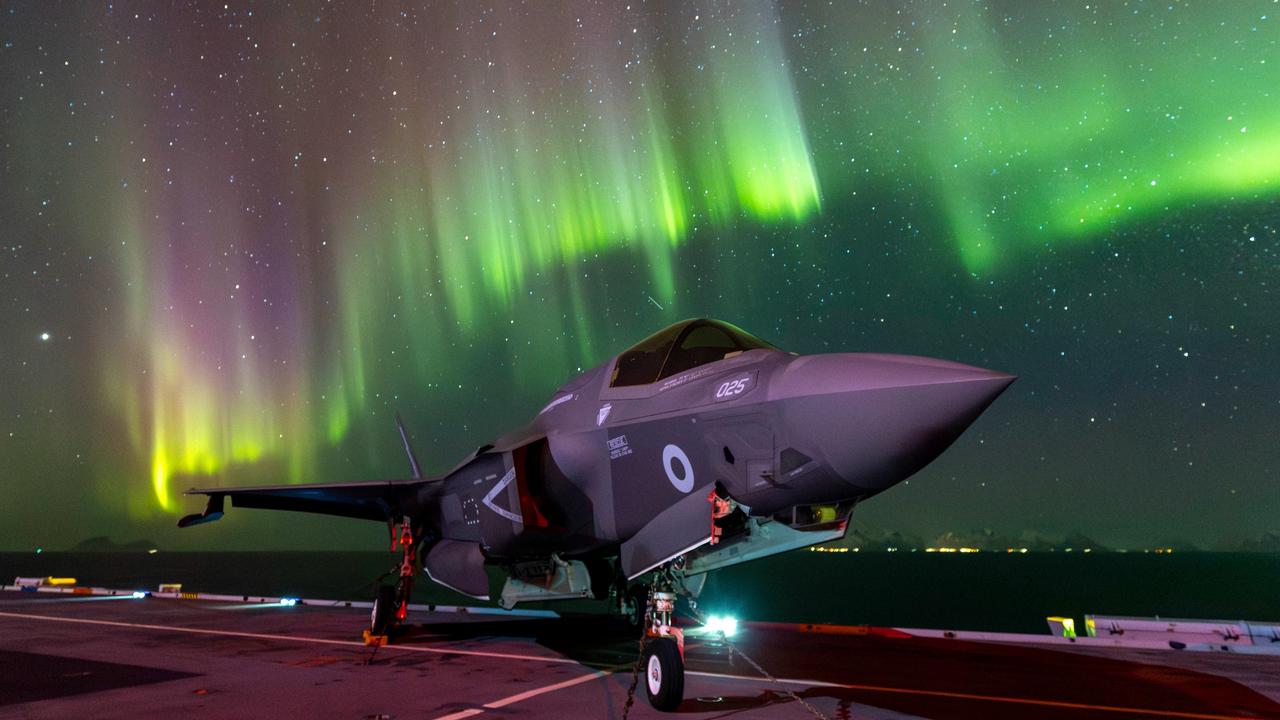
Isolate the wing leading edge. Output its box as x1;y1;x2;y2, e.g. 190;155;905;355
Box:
178;479;424;528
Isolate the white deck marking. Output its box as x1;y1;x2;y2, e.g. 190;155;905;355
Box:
0;609;1255;720
0;610;580;665
432;710;484;720
431;670;610;720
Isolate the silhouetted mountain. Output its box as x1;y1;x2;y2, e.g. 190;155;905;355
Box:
1151;538;1201;552
844;526;924;551
1238;532;1280;552
927;529;1109;552
69;536;157;553
1062;532;1110;552
838;525;1112;552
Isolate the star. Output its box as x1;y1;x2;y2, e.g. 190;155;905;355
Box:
39;332;50;342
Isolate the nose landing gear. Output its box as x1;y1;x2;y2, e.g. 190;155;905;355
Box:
623;563;688;715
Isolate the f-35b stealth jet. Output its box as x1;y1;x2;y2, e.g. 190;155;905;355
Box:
180;318;1014;710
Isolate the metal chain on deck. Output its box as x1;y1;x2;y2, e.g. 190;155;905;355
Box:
688;606;831;720
363;639;382;665
619;626;649;720
619;592;831;720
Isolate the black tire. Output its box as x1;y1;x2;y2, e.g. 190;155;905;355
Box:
642;637;684;712
371;584;396;635
585;559;613;600
627;586;649;628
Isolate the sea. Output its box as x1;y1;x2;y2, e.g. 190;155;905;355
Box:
3;551;1277;634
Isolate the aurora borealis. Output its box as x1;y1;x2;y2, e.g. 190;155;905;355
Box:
1;1;1276;550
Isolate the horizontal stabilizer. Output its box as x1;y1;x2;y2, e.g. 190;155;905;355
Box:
425;539;490;600
177;494;225;528
620;488;714;579
179;479;425;527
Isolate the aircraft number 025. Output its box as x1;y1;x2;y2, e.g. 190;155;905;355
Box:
714;375;752;400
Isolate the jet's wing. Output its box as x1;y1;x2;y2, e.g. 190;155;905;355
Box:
178;479;422;528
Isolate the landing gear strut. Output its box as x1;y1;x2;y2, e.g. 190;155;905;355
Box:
372;516;417;636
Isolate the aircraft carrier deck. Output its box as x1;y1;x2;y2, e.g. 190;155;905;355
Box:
2;589;1278;719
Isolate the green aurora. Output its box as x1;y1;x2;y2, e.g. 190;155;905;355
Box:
0;1;1276;548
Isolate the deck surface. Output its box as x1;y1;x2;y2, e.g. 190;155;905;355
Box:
1;590;1277;719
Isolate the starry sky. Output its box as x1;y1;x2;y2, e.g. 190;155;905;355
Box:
1;1;1276;551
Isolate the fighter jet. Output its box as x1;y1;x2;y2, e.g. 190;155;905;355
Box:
180;318;1014;710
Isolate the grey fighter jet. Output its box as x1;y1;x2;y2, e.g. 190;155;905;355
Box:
180;318;1014;710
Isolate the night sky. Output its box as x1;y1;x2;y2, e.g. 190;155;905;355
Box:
1;1;1276;551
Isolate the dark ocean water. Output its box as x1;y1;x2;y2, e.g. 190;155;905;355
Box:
3;551;1277;634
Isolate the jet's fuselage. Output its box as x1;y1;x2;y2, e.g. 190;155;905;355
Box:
424;327;1013;565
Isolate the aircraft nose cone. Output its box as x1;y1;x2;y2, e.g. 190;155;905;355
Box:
772;352;1015;398
769;353;1015;498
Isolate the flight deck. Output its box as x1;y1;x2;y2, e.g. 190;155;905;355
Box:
1;589;1278;719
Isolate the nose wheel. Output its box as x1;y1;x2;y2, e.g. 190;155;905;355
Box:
642;636;684;711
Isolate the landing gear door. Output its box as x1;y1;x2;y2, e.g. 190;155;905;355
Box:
620;490;715;579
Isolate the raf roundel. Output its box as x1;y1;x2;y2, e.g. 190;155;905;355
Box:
661;444;694;493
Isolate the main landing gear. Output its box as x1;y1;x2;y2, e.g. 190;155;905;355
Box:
371;584;398;635
371;517;418;638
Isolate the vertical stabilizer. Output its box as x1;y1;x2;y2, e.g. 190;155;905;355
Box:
395;412;424;480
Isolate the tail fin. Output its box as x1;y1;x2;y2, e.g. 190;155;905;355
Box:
395;412;424;480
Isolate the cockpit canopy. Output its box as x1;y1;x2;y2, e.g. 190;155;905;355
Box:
609;318;777;388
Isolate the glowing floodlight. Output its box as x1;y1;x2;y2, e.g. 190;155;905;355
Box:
704;614;739;638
